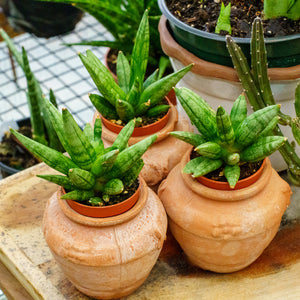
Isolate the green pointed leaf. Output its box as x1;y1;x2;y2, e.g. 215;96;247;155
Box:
224;164;240;189
117;51;131;94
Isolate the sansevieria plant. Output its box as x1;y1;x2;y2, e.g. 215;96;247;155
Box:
79;10;192;126
10;98;157;206
171;88;287;188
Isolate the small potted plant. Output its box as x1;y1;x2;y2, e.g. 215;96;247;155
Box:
10;99;168;299
158;1;300;146
80;10;193;187
158;87;291;273
0;29;63;177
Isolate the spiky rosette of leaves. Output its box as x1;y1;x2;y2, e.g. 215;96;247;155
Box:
79;10;192;126
171;88;287;188
10;99;157;206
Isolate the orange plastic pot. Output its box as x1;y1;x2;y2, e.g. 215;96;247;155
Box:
197;159;266;190
64;181;140;218
104;48;177;105
101;98;171;137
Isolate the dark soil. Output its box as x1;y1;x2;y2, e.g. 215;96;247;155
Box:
0;125;38;171
191;150;263;182
166;0;300;38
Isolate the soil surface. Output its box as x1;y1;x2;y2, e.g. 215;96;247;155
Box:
0;126;38;173
166;0;300;37
191;150;263;182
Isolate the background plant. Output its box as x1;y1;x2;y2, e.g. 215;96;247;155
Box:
79;10;192;125
10;98;157;206
0;29;64;152
226;17;300;184
264;0;300;20
171;88;286;188
38;0;166;67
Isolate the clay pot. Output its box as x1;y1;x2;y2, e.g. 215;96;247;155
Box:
43;177;168;299
93;102;192;187
104;48;177;105
158;16;300;172
158;150;291;273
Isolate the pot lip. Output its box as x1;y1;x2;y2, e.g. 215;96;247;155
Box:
197;159;266;190
98;101;178;145
158;0;300;44
58;176;148;227
159;15;300;81
180;149;272;201
101;97;172;137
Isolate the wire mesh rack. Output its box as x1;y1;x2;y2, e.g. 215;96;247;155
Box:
0;13;111;128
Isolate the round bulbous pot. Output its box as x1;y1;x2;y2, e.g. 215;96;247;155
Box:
92;101;192;187
158;150;291;273
43;177;168;299
158;15;300;172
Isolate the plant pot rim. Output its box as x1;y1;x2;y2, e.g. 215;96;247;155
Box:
58;176;148;227
196;159;266;190
101;97;172;137
158;0;300;44
180;149;272;201
159;15;300;82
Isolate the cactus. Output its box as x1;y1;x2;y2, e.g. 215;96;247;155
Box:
10;100;157;206
171;88;286;188
79;10;192;125
0;29;64;152
226;17;300;185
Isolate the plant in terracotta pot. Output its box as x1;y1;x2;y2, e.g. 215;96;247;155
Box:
0;29;63;177
158;87;291;273
80;10;193;187
158;8;300;171
226;17;300;184
10;99;168;299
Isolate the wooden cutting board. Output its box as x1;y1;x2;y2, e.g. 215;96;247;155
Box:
0;163;300;300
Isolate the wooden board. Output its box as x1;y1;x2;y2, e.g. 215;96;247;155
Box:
0;163;300;300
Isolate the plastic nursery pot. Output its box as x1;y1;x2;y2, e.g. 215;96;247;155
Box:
2;0;83;37
197;159;266;191
64;181;140;218
101;97;172;137
158;149;291;273
104;48;177;105
158;0;300;68
43;177;168;299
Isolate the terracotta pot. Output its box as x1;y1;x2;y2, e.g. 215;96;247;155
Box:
104;48;177;105
43;177;168;299
65;180;140;218
197;159;266;191
101;97;172;137
93;103;192;187
158;16;300;172
158;150;291;273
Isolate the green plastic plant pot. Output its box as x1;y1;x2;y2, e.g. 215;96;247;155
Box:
158;0;300;68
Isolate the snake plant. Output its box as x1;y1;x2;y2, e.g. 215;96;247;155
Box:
226;17;300;185
0;29;63;152
10;99;157;206
215;2;232;34
79;10;192;125
171;88;286;188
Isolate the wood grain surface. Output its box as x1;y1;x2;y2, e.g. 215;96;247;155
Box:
0;163;300;299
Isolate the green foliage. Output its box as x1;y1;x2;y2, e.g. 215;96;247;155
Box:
11;102;157;205
172;88;286;188
37;0;165;66
215;2;232;34
226;17;300;185
0;29;63;152
264;0;300;20
79;10;192;124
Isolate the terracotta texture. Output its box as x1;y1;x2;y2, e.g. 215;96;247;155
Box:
43;178;168;299
158;150;291;273
92;104;192;186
